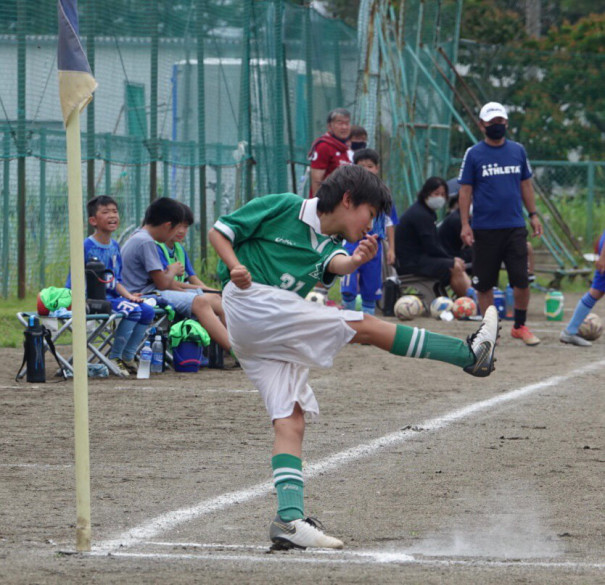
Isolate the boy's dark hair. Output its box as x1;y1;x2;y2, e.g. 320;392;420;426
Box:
143;197;186;227
180;202;195;226
353;148;380;166
417;176;449;203
87;195;118;218
316;165;391;216
326;108;351;124
350;125;367;140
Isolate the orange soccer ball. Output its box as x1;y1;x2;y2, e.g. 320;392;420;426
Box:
452;296;477;320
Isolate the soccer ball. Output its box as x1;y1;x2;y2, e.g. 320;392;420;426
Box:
430;296;454;319
394;295;424;320
452;296;477;320
305;290;326;305
578;312;603;341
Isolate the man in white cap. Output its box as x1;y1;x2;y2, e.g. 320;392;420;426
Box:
458;102;543;345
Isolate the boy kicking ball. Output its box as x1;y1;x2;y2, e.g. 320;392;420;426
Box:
209;165;499;550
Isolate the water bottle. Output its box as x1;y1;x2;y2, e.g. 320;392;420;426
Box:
25;315;46;383
208;340;224;369
505;283;514;320
85;257;108;300
137;341;152;379
150;335;164;374
381;276;399;317
493;287;506;320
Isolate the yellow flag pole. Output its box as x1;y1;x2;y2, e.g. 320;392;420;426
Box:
65;106;91;552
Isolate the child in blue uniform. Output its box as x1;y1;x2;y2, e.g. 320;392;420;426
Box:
66;195;155;375
560;229;605;346
340;149;398;314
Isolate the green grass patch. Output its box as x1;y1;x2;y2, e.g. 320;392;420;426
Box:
0;294;39;348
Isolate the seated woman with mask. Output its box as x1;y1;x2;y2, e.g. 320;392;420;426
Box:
395;176;472;298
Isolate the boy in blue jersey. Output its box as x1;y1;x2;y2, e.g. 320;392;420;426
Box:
458;101;543;345
209;165;499;550
340;149;398;314
66;195;155;376
560;229;605;346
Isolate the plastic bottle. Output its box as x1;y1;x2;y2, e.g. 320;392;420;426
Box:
493;287;506;320
150;335;164;373
505;283;514;320
137;341;152;379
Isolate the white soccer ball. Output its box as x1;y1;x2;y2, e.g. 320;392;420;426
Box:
430;296;454;318
394;295;423;320
305;290;326;305
578;312;603;341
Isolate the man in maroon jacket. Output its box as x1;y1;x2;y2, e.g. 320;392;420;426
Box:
308;108;352;196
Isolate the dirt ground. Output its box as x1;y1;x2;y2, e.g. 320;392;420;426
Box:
1;292;604;584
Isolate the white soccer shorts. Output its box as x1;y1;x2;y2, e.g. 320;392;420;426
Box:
222;281;363;421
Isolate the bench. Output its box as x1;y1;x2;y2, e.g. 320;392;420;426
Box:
397;274;448;309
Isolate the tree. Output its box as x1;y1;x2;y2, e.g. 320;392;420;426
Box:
455;10;605;161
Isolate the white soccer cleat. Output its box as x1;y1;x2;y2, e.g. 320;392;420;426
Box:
269;516;344;550
464;305;499;377
560;330;592;347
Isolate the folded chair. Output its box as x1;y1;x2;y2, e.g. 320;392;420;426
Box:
16;310;126;378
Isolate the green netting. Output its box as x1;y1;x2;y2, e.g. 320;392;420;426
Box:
355;0;464;210
0;0;356;296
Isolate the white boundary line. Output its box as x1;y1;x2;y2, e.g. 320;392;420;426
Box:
95;359;605;555
0;463;72;469
90;550;605;571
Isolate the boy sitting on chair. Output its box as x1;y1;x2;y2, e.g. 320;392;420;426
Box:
156;202;226;327
66;195;155;376
121;197;232;355
209;165;499;550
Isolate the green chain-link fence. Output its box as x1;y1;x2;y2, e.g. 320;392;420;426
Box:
0;0;357;297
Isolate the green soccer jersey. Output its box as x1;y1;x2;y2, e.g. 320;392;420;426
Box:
214;193;348;298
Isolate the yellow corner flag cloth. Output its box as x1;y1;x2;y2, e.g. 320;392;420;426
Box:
57;0;97;125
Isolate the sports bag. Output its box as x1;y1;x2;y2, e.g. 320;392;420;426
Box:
169;320;210;373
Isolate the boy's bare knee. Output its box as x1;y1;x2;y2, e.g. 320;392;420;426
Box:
274;405;305;435
192;295;210;310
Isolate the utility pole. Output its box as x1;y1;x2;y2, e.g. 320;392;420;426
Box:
525;0;541;38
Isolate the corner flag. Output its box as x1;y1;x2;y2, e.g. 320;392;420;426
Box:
57;0;97;125
57;0;96;552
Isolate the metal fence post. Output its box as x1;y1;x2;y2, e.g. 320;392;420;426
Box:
39;129;47;289
17;0;26;298
104;133;112;195
2;129;10;298
587;160;595;245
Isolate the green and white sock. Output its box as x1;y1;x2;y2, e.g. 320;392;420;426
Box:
389;323;474;368
272;453;304;522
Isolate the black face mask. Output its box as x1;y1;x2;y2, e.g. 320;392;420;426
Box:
350;141;367;151
485;123;506;140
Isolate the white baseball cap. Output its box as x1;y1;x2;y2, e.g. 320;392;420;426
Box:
479;102;508;122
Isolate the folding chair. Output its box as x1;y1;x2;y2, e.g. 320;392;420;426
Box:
16;310;125;378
